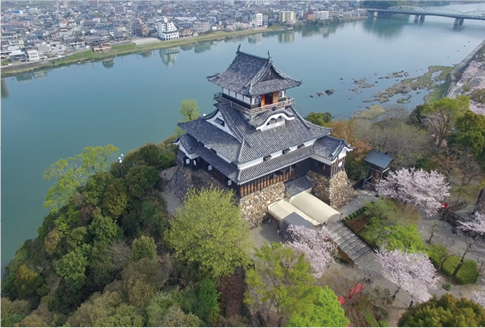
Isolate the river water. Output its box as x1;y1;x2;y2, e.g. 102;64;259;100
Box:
2;3;485;271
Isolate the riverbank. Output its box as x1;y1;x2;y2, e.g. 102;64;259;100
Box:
1;26;287;76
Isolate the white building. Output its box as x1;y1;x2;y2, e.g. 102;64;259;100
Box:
316;11;330;20
279;11;296;24
255;13;263;27
26;50;40;62
158;17;179;41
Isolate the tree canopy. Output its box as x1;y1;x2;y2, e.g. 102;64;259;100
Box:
180;99;200;122
398;294;485;327
285;286;349;327
44;145;119;213
165;187;251;278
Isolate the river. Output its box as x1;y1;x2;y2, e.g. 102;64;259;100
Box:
2;3;485;272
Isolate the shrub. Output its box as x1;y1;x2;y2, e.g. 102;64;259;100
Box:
365;312;379;327
428;243;448;269
455;259;478;285
441;255;461;276
443;283;452;291
379;320;389;327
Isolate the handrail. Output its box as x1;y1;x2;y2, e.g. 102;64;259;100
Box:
214;93;295;115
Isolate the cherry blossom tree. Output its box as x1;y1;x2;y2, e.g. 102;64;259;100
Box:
286;225;336;278
377;168;450;217
376;248;438;307
458;212;485;236
472;290;485;309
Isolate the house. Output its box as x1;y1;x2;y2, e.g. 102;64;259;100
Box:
173;47;355;227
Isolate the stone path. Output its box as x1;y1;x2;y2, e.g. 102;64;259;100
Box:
328;222;375;266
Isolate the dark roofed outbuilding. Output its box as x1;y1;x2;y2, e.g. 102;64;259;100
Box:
363;150;393;189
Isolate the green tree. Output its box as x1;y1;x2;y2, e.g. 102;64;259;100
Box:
146;287;199;326
89;209;122;244
165;187;252;279
81;172;113;207
286;286;349;327
124;165;159;198
14;265;42;299
245;242;316;325
423;96;469;150
305;112;333;126
161;304;201;327
196;278;221;325
44;145;119;213
67;226;87;252
180;99;200;122
1;298;32;327
384;224;426;253
362;199;401;247
131;235;157;262
121;258;165;308
55;244;92;290
44;228;65;256
398;294;485;327
67;291;144;327
102;178;128;219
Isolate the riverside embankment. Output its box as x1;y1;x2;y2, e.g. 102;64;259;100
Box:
1;26;287;76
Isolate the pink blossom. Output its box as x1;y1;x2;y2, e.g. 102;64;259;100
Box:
458;212;485;236
469;100;485;115
377;168;450;217
472;291;485;309
461;61;481;82
286;225;336;278
376;248;438;304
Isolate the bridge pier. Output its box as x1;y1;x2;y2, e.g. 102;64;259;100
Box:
419;15;425;23
414;14;419;23
454;17;465;28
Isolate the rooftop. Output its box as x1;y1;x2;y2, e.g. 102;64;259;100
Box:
206;46;301;96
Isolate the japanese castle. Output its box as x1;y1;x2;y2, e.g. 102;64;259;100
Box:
175;47;353;201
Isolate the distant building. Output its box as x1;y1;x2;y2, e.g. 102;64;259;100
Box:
255;13;263;27
303;9;316;21
133;21;150;37
279;11;296;24
158;18;179;41
193;21;210;34
114;5;125;14
89;0;99;8
316;11;330;20
179;27;194;38
26;49;40;62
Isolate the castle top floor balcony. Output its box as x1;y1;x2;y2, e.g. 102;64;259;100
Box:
214;92;295;116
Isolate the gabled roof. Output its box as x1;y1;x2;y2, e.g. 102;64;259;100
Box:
207;48;301;96
178;102;331;164
314;136;353;162
364;150;393;169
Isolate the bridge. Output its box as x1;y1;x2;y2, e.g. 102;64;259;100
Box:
367;6;485;28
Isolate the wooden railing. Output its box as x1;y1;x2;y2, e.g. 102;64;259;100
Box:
214;93;295;115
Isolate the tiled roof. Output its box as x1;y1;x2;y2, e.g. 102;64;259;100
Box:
314;136;352;161
178;133;198;155
284;176;313;197
364;150;393;169
218;102;331;163
247;106;295;128
207;49;301;96
178;103;331;165
238;146;314;183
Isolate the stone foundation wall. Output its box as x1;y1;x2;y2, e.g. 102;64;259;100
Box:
239;182;285;229
167;166;230;199
308;170;355;209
